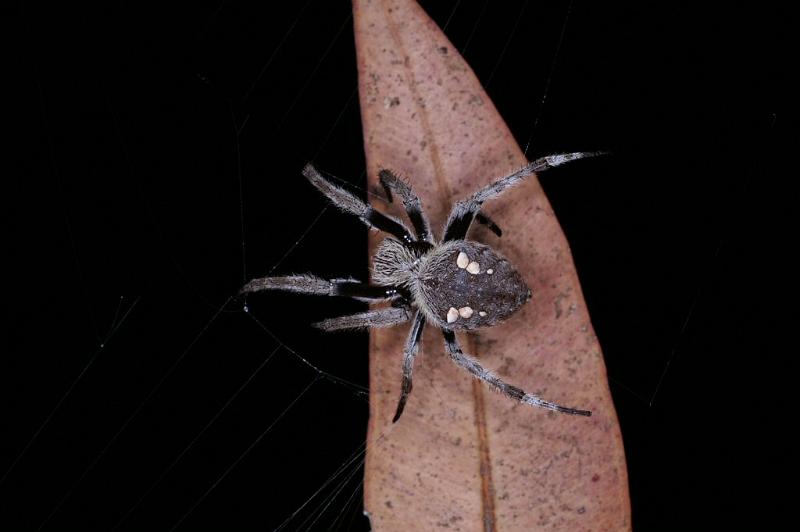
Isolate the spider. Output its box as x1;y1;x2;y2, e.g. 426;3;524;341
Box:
240;153;599;422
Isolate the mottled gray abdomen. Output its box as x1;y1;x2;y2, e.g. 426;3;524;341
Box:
416;241;531;330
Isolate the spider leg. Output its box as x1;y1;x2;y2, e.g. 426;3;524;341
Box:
474;212;503;237
442;151;606;241
379;168;502;239
441;329;592;416
313;306;412;332
392;311;426;423
303;163;416;245
378;169;433;243
240;274;405;302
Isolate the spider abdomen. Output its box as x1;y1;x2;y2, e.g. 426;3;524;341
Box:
415;241;531;330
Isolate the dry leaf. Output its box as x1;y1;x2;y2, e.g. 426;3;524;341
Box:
354;0;630;529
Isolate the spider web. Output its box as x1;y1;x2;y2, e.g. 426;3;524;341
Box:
4;0;778;530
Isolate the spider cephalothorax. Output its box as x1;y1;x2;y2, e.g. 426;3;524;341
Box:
241;154;599;422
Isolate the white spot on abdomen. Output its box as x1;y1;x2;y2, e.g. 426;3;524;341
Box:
447;307;459;323
456;252;469;269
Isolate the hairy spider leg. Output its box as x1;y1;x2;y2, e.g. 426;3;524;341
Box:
302;163;416;245
441;329;592;416
380;168;503;239
240;274;406;302
392;311;426;422
442;151;606;242
378;169;433;243
313;307;412;332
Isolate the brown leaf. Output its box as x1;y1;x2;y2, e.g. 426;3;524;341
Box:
354;0;630;529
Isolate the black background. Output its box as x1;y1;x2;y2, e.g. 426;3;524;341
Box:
3;0;791;530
